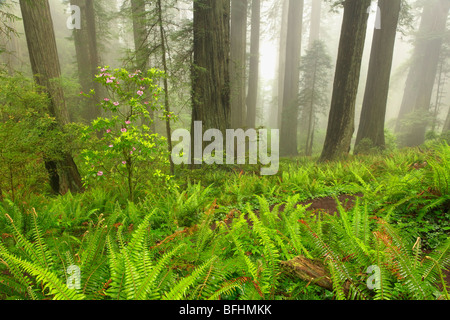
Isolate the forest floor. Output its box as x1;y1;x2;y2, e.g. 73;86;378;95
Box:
1;141;450;300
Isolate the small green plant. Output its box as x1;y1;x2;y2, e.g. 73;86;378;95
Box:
81;67;175;201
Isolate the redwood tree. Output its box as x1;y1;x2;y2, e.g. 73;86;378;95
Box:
19;0;83;194
230;0;248;129
279;0;304;157
246;0;260;129
355;0;401;152
319;0;371;162
71;0;102;122
191;0;231;163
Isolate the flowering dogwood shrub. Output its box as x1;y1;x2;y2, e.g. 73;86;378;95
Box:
81;67;174;201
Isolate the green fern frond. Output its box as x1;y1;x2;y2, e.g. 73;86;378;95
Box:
0;250;85;300
162;256;216;300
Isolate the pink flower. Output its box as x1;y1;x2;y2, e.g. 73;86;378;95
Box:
100;68;107;72
137;90;144;96
132;147;136;151
113;102;120;106
104;98;110;102
144;102;149;105
121;128;127;133
97;171;103;176
130;151;133;155
106;79;113;84
125;120;131;125
106;129;111;133
122;161;127;165
109;145;113;148
140;86;145;90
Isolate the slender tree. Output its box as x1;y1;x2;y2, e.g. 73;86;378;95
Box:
19;0;83;194
130;0;156;132
156;0;174;174
355;0;401;152
319;0;371;162
276;0;289;129
279;0;304;157
246;0;260;129
300;41;332;156
230;0;248;129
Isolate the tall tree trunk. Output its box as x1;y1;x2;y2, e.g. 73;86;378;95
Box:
395;0;450;147
279;0;304;157
230;0;248;129
302;0;322;156
309;0;322;46
355;0;401;152
131;0;155;132
19;0;83;194
191;0;231;164
319;0;371;162
276;0;289;129
71;0;102;123
156;0;174;175
246;0;260;129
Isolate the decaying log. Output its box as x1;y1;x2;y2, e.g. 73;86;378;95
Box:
281;255;334;291
280;255;351;295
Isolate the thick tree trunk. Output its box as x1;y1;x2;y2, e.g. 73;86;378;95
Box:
355;0;401;152
19;0;84;195
279;0;304;157
230;0;248;129
71;0;102;122
319;0;371;162
191;0;231;139
395;0;450;147
246;0;260;129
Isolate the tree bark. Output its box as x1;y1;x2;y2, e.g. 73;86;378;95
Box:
246;0;260;129
191;0;231;151
319;0;371;162
19;0;84;195
230;0;248;129
355;0;401;152
71;0;102;122
395;0;450;147
279;0;304;157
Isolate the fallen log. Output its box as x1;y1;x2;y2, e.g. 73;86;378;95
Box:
280;255;351;295
280;255;334;291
